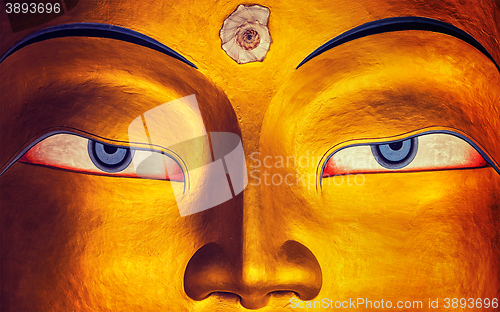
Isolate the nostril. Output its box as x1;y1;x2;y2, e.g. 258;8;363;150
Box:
239;293;271;310
201;290;304;310
239;291;302;310
208;292;242;304
184;240;322;309
210;292;271;310
207;291;285;310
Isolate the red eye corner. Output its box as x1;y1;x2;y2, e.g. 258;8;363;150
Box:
466;150;489;168
161;158;185;182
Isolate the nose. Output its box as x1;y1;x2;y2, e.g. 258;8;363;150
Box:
183;189;322;309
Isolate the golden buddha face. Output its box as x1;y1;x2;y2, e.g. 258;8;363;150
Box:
1;1;499;311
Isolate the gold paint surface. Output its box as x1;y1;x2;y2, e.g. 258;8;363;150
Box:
1;0;499;311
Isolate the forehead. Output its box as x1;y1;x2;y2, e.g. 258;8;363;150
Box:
2;1;499;82
1;0;499;149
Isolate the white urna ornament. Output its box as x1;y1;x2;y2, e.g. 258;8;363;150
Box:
220;4;272;64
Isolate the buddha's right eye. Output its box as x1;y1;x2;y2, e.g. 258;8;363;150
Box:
18;133;184;182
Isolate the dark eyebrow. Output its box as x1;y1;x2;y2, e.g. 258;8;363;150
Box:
296;16;500;73
0;23;197;69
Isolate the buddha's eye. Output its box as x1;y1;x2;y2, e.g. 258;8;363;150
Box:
18;133;184;182
370;137;418;169
88;140;135;173
322;132;490;178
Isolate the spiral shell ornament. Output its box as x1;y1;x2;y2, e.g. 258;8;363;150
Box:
220;4;272;64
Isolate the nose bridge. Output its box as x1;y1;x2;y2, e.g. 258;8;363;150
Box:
238;165;323;308
240;180;279;290
236;179;297;309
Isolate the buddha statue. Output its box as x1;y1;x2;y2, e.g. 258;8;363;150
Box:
1;0;499;310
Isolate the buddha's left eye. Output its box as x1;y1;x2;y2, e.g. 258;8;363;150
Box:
18;133;184;181
322;132;489;178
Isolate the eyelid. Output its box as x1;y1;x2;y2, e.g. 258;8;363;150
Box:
12;131;186;182
1;128;169;175
319;129;500;185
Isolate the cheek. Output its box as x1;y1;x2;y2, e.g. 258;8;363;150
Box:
0;163;195;311
313;168;499;299
0;164;94;310
70;173;198;310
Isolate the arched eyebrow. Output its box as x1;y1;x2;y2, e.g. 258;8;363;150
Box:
0;22;197;69
296;16;500;73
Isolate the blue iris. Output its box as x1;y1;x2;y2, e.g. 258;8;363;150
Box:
371;137;418;169
88;140;134;173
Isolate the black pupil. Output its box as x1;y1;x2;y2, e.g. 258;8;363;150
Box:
247;33;253;40
389;141;403;150
104;145;118;154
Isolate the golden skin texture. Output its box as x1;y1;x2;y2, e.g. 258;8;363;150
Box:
260;32;500;307
1;1;500;311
